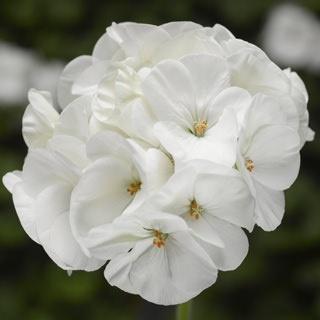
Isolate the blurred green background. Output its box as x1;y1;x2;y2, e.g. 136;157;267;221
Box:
0;0;319;319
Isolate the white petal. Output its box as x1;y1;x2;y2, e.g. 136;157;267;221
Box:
11;182;39;243
229;51;290;95
57;55;92;108
243;94;288;138
54;95;93;141
196;216;249;271
210;24;235;43
140;148;173;193
154;108;237;167
142;59;196;124
194;170;255;231
117;98;159;147
92;33;123;61
149;165;197;216
105;230;217;305
247;125;300;190
85;221;146;260
22;149;79;197
70;157;134;249
47;135;88;169
207;87;252;127
161;21;202;37
34;183;103;271
72;60;110;96
107;22;170;61
183;214;225;248
22;89;59;148
2;170;22;193
254;182;285;231
86;131;132;162
180;54;230;105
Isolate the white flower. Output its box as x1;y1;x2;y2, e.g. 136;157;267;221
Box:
236;94;301;231
227;48;314;145
262;4;320;71
56;23;228;145
2;21;314;305
23;89;100;150
145;160;254;271
22;89;59;148
142;54;248;167
70;131;173;255
0;42;36;105
283;68;315;145
84;211;217;305
4;89;107;270
2;142;104;271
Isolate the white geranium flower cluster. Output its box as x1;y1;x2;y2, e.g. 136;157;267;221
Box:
3;22;314;305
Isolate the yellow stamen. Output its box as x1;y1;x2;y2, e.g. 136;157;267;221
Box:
194;120;208;137
189;199;203;220
127;181;141;196
152;230;167;248
245;159;255;172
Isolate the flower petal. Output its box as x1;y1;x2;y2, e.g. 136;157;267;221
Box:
34;183;101;270
254;182;285;231
105;230;217;305
246;125;300;190
194;170;255;231
142;59;196;125
22;89;59;148
86;131;132;162
70;157;134;250
154;108;237;167
57;55;92;108
22;149;79;197
92;33;123;61
180;54;230;105
196;216;249;271
2;170;22;193
11;181;39;243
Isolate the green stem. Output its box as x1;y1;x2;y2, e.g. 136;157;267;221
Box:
176;300;192;320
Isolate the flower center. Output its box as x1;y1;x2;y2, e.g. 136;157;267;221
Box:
194;120;208;137
127;181;141;196
245;159;255;172
152;230;168;248
189;199;203;220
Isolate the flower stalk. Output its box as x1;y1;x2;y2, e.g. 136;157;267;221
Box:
176;300;192;320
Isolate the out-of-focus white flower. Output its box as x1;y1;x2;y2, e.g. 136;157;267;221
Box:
0;42;36;105
0;41;64;107
262;4;320;72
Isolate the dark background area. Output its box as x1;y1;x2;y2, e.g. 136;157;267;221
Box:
0;0;319;319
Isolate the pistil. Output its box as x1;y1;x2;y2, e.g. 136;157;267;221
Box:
127;181;141;196
153;230;168;248
189;199;203;220
245;159;255;172
194;120;208;137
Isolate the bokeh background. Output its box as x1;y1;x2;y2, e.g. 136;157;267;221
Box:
0;0;319;319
